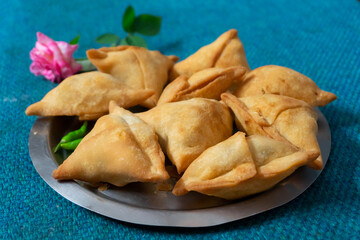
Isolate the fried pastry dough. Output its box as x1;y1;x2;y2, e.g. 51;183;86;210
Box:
273;107;321;169
173;133;319;200
169;29;250;81
25;72;154;120
221;93;323;169
158;67;246;105
87;46;178;108
233;65;337;106
137;98;233;173
52;102;169;186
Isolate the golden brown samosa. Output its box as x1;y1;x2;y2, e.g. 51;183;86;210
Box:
169;29;250;81
233;65;337;106
87;46;178;108
52;102;169;186
173;133;319;200
158;67;246;105
25;71;154;120
221;93;323;170
137;98;233;173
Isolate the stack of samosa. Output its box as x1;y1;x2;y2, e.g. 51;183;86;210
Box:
26;29;336;200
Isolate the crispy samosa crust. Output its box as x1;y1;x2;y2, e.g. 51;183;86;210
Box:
158;66;246;105
169;29;250;81
137;98;233;173
221;93;323;170
233;65;337;106
52;101;169;186
173;133;319;200
25;72;154;120
87;46;178;108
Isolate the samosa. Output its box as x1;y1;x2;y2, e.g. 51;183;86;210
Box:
26;71;154;120
87;46;178;108
53;102;169;186
169;29;250;81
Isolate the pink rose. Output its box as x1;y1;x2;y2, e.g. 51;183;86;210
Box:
30;32;82;83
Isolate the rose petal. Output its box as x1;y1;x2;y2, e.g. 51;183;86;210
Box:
37;32;55;45
30;32;80;82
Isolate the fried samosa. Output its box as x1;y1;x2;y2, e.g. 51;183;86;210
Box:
173;132;319;200
158;67;246;105
136;98;233;173
169;29;250;81
87;46;178;108
221;93;323;170
52;102;169;186
25;71;154;120
233;65;337;106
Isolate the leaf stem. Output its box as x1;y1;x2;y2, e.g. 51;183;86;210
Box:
76;59;96;72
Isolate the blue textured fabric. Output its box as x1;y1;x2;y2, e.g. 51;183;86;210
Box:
1;0;359;239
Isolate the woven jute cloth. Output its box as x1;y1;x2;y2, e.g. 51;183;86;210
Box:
1;0;359;239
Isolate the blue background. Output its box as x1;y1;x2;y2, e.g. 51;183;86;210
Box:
1;0;359;239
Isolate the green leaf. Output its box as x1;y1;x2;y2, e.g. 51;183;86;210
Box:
133;14;161;36
69;34;80;45
126;35;147;48
95;33;121;44
122;6;136;33
119;38;129;46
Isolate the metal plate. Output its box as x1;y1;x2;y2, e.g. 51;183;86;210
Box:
28;108;331;227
